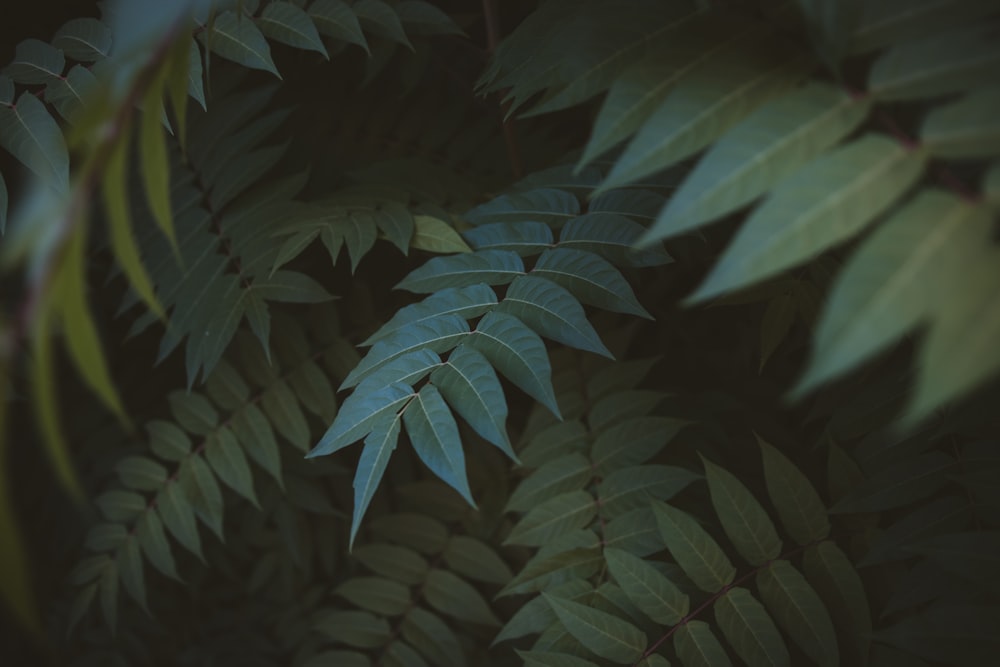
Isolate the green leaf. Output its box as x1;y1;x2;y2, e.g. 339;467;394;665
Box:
688;134;927;303
496;275;612;358
431;345;514;459
395;249;524;293
519;420;588;468
0;74;11;103
587;390;668;432
117;536;147;612
374;202;414;254
354;0;412;49
3;39;64;84
342;314;469;389
532;248;651;318
259;1;329;57
600;40;805;192
351;415;402;548
905;205;1000;420
179;456;225;541
496;580;593;643
869;23;1000;100
0;92;69;188
354;542;428;585
830;451;954;513
204;427;257;506
442;536;512;585
384;640;429;667
102;132;164;318
424;568;500;626
588;189;665;222
648;82;871;241
29;296;82;498
674;621;732;667
703;456;782;565
795;0;864;65
544;593;647;663
715;587;789;667
230;404;283;488
344;211;377;273
52;18;112;61
45;64;98;124
254;271;331;304
850;0;1000;53
522;1;700;118
201;10;280;78
466;311;560;417
310;382;414;457
598;465;700;519
500;532;603;596
363;284;497;346
402;607;464;667
757;560;838;666
168;391;218;435
354;349;442;393
396;1;463;36
506;453;593;513
758;436;829;545
86;524;127;552
309;0;369;52
187;40;206;110
604;547;688;625
336;576;411;616
585;356;660;401
135;510;179;580
403;385;475;505
464;188;580;227
314;609;390;648
803;541;871;665
140;72;176;249
463;221;554;257
921;88;1000;158
591;417;687;475
370;512;448;555
115;456;167;492
57;228;127;419
794;190;987;396
410;215;471;253
579;16;742;168
156;482;203;559
652;502;735;593
506;490;597;547
605;506;663;554
559;213;671;268
860;497;970;567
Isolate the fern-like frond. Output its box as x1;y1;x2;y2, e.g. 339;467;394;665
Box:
306;168;672;542
66;306;353;630
484;0;1000;419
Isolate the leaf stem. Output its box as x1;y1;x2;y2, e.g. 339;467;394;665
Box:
635;537;825;663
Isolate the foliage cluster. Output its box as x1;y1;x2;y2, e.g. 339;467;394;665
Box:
1;0;999;665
